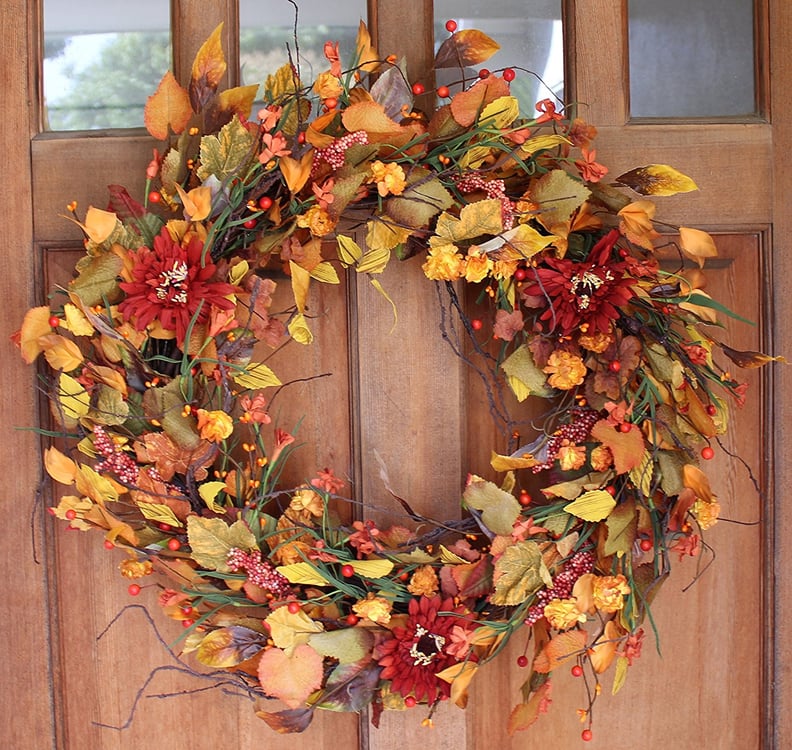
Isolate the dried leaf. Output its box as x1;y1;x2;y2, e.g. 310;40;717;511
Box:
215;84;259;121
435;199;503;243
187;516;257;572
491;540;551;606
143;378;201;450
533;629;588;674
531;169;591;231
449;76;511;127
257;644;324;709
718;342;787;369
265;607;324;652
479;95;519;129
280;151;314;193
490;450;540;472
501;345;553;402
69;251;124;307
288;313;313;345
386;168;455;229
190;23;227;111
603;500;637;557
309;261;340;284
337;235;363;266
612;654;630;695
44;446;77;485
369;59;412;119
590;420;646;474
564;490;617;522
144;71;193;139
277;562;329;586
463;476;521;535
233;362;282;390
18;306;52;363
138;502;182;528
356;246;391;275
434;29;500;68
57;373;90;421
435;661;478;708
678;226;718;268
39;334;83;372
197;115;256;181
507;682;553;735
308;627;374;664
198;480;228;513
354;21;380;73
615;164;698;196
196;626;266;668
590;620;620;673
255;706;315;734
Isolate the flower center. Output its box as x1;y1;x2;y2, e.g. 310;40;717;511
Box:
409;624;446;666
569;268;612;310
155;260;189;304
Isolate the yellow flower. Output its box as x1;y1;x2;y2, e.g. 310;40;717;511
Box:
296;205;337;237
464;248;492;283
422;243;465;281
543;350;587;390
313;71;343;100
407;564;439;597
196;409;234;443
592;574;631;613
557;443;587;472
543;597;587;630
119;558;154;579
353;593;393;624
692;499;721;529
288;488;325;518
369;160;406;197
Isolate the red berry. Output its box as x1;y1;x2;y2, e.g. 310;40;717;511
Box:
345;613;359;626
127;583;141;596
503;68;516;82
639;538;653;552
157;523;172;532
243;218;257;229
167;538;181;551
180;605;194;616
437;85;450;98
324;96;338;110
182;619;195;628
412;83;425;96
478;68;490;79
404;696;417;708
609;360;621;373
571;664;584;677
514;267;527;281
258;196;273;210
64;509;77;521
605;485;616;496
517;655;529;668
701;446;715;460
48;315;60;328
341;564;355;578
399;571;409;581
103;539;115;550
287;601;301;614
619;422;632;433
445;20;458;32
582;729;593;742
519;490;531;506
706;404;717;416
471;319;483;331
148;190;161;204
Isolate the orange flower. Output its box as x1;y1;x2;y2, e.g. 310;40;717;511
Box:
422;244;465;281
369;160;407;197
544;598;587;630
592;574;631;613
259;131;291;163
296;205;337;236
407;565;440;597
544;350;587;390
353;593;392;624
464;248;492;282
196;409;234;443
575;148;608;183
557;442;587;471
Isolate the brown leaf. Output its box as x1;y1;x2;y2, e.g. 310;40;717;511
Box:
190;23;227;111
144;71;193;139
507;682;552;735
590;420;646;474
615;164;698;196
450;76;511;127
434;29;500;69
135;432;215;482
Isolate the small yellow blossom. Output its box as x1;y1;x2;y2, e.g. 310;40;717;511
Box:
369;160;406;197
422;243;465;281
353;593;393;624
692;499;721;530
296;205;337;237
407;564;439;597
464;249;492;283
312;71;343;100
119;558;154;579
196;409;234;443
544;350;587;390
592;574;631;613
543;597;587;630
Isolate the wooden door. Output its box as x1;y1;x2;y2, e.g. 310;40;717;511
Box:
3;1;792;748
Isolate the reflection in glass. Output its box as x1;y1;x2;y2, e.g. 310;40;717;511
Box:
240;0;366;92
433;1;563;114
629;0;756;118
42;0;170;131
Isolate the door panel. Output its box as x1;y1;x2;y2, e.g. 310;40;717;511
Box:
3;1;785;749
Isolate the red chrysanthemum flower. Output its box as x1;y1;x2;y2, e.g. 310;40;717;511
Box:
522;229;636;336
377;596;474;704
119;228;236;346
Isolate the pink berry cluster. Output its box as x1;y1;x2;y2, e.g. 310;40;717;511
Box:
524;550;596;625
532;408;601;472
227;547;292;598
92;425;139;485
312;130;370;173
453;174;514;229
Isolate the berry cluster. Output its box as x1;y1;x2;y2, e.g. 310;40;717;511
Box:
227;547;293;598
532;408;601;472
312;130;370;172
524;550;596;625
92;425;139;485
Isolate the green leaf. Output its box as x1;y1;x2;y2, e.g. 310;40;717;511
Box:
491;541;551;606
187;516;257;572
308;627;374;664
197;115;256;181
142;377;201;450
463;477;521;535
89;384;129;426
603;500;637;557
531;169;591;230
138;502;183;528
232;362;282;390
501;345;553;401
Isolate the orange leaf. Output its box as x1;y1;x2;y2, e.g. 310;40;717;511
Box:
354;21;379;74
679;226;718;268
190;23;227;110
533;629;587;674
507;682;552;735
450;76;511;128
38;334;84;371
215;84;259;121
18;306;52;363
618;200;659;250
435;29;501;69
44;446;77;485
279;151;314;193
590;620;621;673
341;100;401;134
144;71;193;139
682;464;714;502
590;420;646;474
257;644;324;708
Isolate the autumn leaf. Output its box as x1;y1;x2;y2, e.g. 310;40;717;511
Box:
564;489;617;522
196;626;266;668
435;661;478;708
75;464;119;505
507;682;552;735
612;654;630;695
232;362;282;390
366;216;412;253
590;620;621;673
463;476;521;535
57;373;90;421
258;644;324;708
44;446;77;485
590;420;647;474
449;76;511;127
197;115;256;181
308;627;374;664
288;313;314;345
354;21;379;74
603;500;638;557
190;23;227;111
18;306;53;363
682;464;715;502
255;706;315;734
615;164;698;196
138;502;183;528
369;60;412;120
280;151;314;193
187;516;257;572
501;345;553;402
69;251;124;307
386;168;455;229
679;226;718;268
435;199;503;243
198;481;227;513
337;235;363;266
277;562;329;586
618;200;660;250
718;342;788;369
265;607;324;652
491;540;552;606
215;84;259;122
490;449;540;472
531;169;591;231
143;378;201;450
356;246;391;275
434;29;500;69
38;334;83;372
144;71;192;139
479;95;519;129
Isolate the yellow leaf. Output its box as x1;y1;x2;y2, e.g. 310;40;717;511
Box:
198;481;228;513
435;199;503;243
279;151;314;193
679;226;718;268
336;235;363;266
477;224;557;261
257;644;324;708
44;446;77;485
138;502;183;528
342;100;401;134
39;334;84;371
187;516;258;572
92;365;129;396
233;362;282;390
500;345;553;402
479;95;519;129
75;464;119;505
229;260;250;286
18;306;52;363
309;261;340;284
365;216;412;253
144;70;193;139
350;558;394;579
682;464;715;502
491;540;552;605
490;450;539;471
288;313;314;345
290;259;311;313
191;23;227;97
615;164;698;196
215;84;259;120
62;303;94;336
531;169;591;231
356;246;391;275
517;133;571;156
435;661;478;708
58;373;90;420
612;654;630;695
369;278;398;333
354;20;380;73
276;562;329;586
590;620;620;673
564;489;617;521
628;451;653;498
174;184;212;221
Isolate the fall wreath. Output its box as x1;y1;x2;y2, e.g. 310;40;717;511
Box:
17;20;782;740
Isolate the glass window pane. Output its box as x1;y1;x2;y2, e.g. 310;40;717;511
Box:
42;1;170;132
433;1;563;114
240;0;366;91
629;0;756;118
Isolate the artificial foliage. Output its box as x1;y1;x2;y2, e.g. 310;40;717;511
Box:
17;20;783;738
